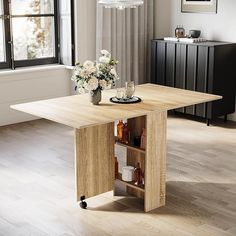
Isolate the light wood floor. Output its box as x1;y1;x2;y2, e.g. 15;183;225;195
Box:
0;116;235;236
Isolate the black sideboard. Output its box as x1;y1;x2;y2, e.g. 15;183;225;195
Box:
151;39;236;124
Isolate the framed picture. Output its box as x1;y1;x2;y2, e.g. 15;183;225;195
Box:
181;0;218;13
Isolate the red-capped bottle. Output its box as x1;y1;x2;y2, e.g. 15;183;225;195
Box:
115;156;119;178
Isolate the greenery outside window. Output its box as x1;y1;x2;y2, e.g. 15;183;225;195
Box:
0;0;59;69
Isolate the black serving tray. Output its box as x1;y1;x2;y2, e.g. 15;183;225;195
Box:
110;96;142;104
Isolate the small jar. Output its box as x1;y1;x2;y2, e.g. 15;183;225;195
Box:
175;25;185;38
122;166;134;182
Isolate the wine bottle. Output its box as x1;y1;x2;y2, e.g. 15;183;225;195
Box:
115;156;119;178
134;162;142;186
122;122;129;144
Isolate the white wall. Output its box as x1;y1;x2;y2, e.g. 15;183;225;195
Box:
155;0;236;121
0;65;72;126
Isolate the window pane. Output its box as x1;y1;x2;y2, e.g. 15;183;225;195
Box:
12;0;54;15
12;17;55;60
0;19;4;62
0;0;3;15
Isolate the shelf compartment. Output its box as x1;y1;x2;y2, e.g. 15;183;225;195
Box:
115;173;145;193
115;138;145;154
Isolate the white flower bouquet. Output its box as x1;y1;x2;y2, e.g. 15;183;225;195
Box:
71;50;119;94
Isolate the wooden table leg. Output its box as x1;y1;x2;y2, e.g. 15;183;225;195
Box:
75;122;115;201
145;111;167;212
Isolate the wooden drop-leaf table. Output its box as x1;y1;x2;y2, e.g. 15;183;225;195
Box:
11;84;221;212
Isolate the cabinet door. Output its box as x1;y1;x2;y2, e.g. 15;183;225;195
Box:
185;45;197;115
206;47;214;118
175;44;187;113
151;41;157;83
166;43;176;87
156;42;166;85
196;46;209;118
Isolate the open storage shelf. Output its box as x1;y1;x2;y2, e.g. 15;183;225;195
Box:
114;116;147;209
115;173;145;192
115;138;145;154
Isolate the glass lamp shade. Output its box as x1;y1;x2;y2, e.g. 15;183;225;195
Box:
98;0;144;9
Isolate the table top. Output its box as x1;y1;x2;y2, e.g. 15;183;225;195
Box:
11;84;221;129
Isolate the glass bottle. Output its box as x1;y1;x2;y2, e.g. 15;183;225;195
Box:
117;120;124;141
140;128;146;150
141;170;145;186
122;122;129;144
134;162;142;186
115;156;119;178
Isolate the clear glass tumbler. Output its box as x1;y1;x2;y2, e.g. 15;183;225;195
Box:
125;81;135;99
116;88;124;100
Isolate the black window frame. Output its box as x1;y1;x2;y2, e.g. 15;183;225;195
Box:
0;2;11;69
0;0;60;70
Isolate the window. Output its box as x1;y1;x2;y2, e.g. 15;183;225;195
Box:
0;0;59;69
0;0;6;63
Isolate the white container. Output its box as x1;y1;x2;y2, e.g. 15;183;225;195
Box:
122;166;134;182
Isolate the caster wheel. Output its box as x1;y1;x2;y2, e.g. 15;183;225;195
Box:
80;201;87;209
80;196;87;209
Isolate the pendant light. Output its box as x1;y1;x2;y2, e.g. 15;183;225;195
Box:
98;0;144;10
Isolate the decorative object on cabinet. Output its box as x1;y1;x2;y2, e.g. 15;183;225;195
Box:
164;37;179;42
179;37;206;43
189;30;201;38
181;0;218;13
151;39;236;125
175;25;185;38
164;37;207;43
71;50;119;105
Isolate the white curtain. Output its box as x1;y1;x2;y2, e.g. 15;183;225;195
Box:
96;1;155;87
59;0;72;65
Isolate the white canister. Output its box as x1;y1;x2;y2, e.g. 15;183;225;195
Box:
122;166;134;182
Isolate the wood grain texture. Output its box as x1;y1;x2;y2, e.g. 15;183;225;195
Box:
0;118;236;235
75;122;115;200
11;84;222;129
126;116;146;200
145;111;167;212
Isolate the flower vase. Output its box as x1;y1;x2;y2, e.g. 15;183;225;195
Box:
90;89;101;105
